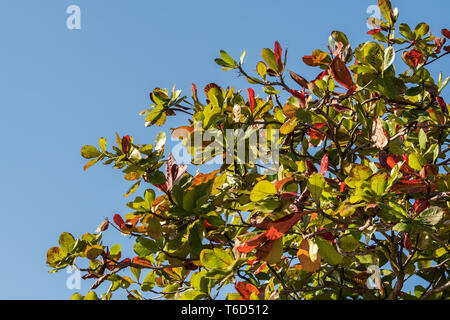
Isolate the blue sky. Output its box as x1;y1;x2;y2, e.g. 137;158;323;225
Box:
0;0;448;299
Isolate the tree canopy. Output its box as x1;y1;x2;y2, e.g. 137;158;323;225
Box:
47;0;450;300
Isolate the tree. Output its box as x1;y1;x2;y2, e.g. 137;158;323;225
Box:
47;0;450;300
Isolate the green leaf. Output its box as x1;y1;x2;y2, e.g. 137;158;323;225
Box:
141;271;156;291
378;0;393;26
145;105;166;126
155;131;166;152
99;137;106;152
190;269;210;293
110;244;121;256
378;76;404;99
250;180;277;202
393;222;412;232
383;46;395;71
81;145;101;159
181;289;208;300
316;237;343;265
124;180;141;197
399;24;414;40
85;291;99;300
261;48;279;73
144;189;155;210
371;173;387;196
188;220;204;257
70;293;84;300
307;173;325;206
59;232;75;255
331;30;349;47
220;50;237;67
418;129;427;152
85;245;103;260
417;207;444;226
256;61;267;80
46;247;65;267
200;248;233;270
134;238;159;257
280;118;298;135
408;153;426;171
414;22;429;40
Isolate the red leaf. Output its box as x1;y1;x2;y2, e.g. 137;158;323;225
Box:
248;88;255;113
412;199;429;215
121;135;131;154
442;28;450;39
204;218;218;231
254;262;267;275
309;123;327;140
274;41;283;68
329;57;353;89
154;182;169;193
437;96;446;108
434;37;446;54
235;282;259;300
191;83;198;100
391;179;436;194
340;182;348;193
317;228;335;243
305;159;318;175
367;28;382;35
315;70;328;80
265;213;305;240
113;214;125;228
289;89;306;107
320;153;329;176
403;49;425;68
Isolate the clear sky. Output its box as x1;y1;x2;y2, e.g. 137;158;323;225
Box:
0;0;448;299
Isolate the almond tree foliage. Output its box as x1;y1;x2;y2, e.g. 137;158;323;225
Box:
48;1;450;300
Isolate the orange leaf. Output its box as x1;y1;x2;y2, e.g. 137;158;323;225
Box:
132;257;153;268
265;213;305;240
172;126;194;140
192;170;220;186
238;233;268;253
273;177;294;192
235;282;259;300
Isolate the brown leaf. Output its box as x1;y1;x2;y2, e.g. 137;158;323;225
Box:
329;56;353;89
295;240;321;273
288;70;308;88
95;218;109;233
